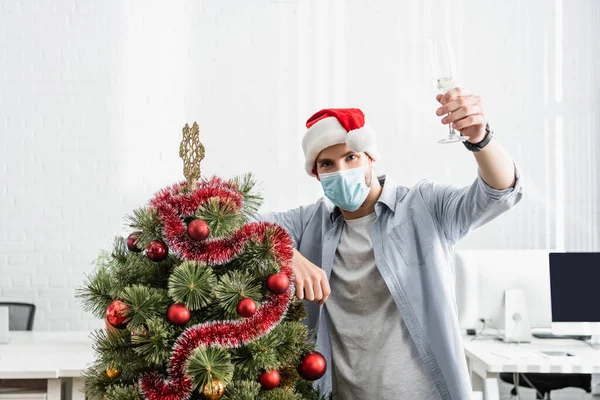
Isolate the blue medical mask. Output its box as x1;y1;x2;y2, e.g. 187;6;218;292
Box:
319;160;371;212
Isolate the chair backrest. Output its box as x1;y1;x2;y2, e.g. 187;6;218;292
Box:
0;302;35;331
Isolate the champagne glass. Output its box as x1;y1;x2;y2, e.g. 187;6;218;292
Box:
429;35;468;144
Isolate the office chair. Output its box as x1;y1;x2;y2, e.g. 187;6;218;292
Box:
0;302;36;331
500;372;591;399
0;302;46;396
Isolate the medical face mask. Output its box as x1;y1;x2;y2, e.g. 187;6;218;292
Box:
319;160;371;212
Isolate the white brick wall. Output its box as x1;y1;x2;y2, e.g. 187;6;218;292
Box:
1;0;598;342
0;0;126;330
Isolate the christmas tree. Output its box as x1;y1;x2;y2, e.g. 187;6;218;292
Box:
77;122;328;400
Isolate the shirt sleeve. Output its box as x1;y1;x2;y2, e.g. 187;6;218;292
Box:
250;204;317;249
418;163;524;244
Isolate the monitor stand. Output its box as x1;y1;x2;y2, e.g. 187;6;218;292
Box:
503;289;531;343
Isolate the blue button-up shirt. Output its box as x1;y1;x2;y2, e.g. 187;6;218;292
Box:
256;169;523;399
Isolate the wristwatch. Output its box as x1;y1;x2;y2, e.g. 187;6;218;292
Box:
462;123;494;152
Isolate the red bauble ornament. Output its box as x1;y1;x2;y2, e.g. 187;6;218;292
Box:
266;273;290;294
187;219;210;241
126;232;142;252
146;240;168;262
106;300;130;329
237;298;257;318
259;369;280;390
167;303;191;326
297;351;327;381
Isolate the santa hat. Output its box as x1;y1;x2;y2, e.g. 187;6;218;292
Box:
301;108;380;176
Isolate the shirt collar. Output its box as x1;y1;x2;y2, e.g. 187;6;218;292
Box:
329;175;400;223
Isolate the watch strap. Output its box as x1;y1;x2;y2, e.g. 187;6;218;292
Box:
462;123;493;152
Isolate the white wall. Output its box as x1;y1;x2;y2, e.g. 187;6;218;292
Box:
1;1;125;330
1;0;598;333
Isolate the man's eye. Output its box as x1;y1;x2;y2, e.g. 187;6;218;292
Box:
320;162;331;168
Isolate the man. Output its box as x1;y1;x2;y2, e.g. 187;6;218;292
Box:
256;88;523;399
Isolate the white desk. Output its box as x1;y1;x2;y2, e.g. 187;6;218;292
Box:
464;335;600;400
12;331;599;400
0;331;94;400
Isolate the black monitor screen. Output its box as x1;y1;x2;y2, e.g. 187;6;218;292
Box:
549;252;600;323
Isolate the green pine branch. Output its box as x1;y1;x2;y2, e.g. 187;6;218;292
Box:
119;285;169;329
231;328;284;378
82;360;145;400
294;381;332;400
230;173;263;220
258;387;303;400
131;317;176;367
271;322;310;365
82;362;115;400
113;252;163;288
146;253;180;289
236;233;280;276
125;207;162;248
77;237;175;323
185;346;235;391
213;271;262;319
230;321;313;384
76;264;121;320
187;303;227;325
104;383;142;400
168;261;216;310
111;236;129;263
89;329;147;379
283;299;308;323
222;380;261;400
194;197;245;237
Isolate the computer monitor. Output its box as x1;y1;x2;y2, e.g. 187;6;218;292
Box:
549;252;600;341
454;250;553;331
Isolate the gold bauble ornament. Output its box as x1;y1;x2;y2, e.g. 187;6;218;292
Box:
106;366;121;379
201;378;225;399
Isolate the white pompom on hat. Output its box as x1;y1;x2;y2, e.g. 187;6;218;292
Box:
301;108;380;176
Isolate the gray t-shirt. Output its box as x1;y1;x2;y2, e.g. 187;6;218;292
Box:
326;212;440;399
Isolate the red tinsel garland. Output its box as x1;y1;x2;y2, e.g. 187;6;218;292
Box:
139;178;295;399
151;180;243;218
149;179;255;265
